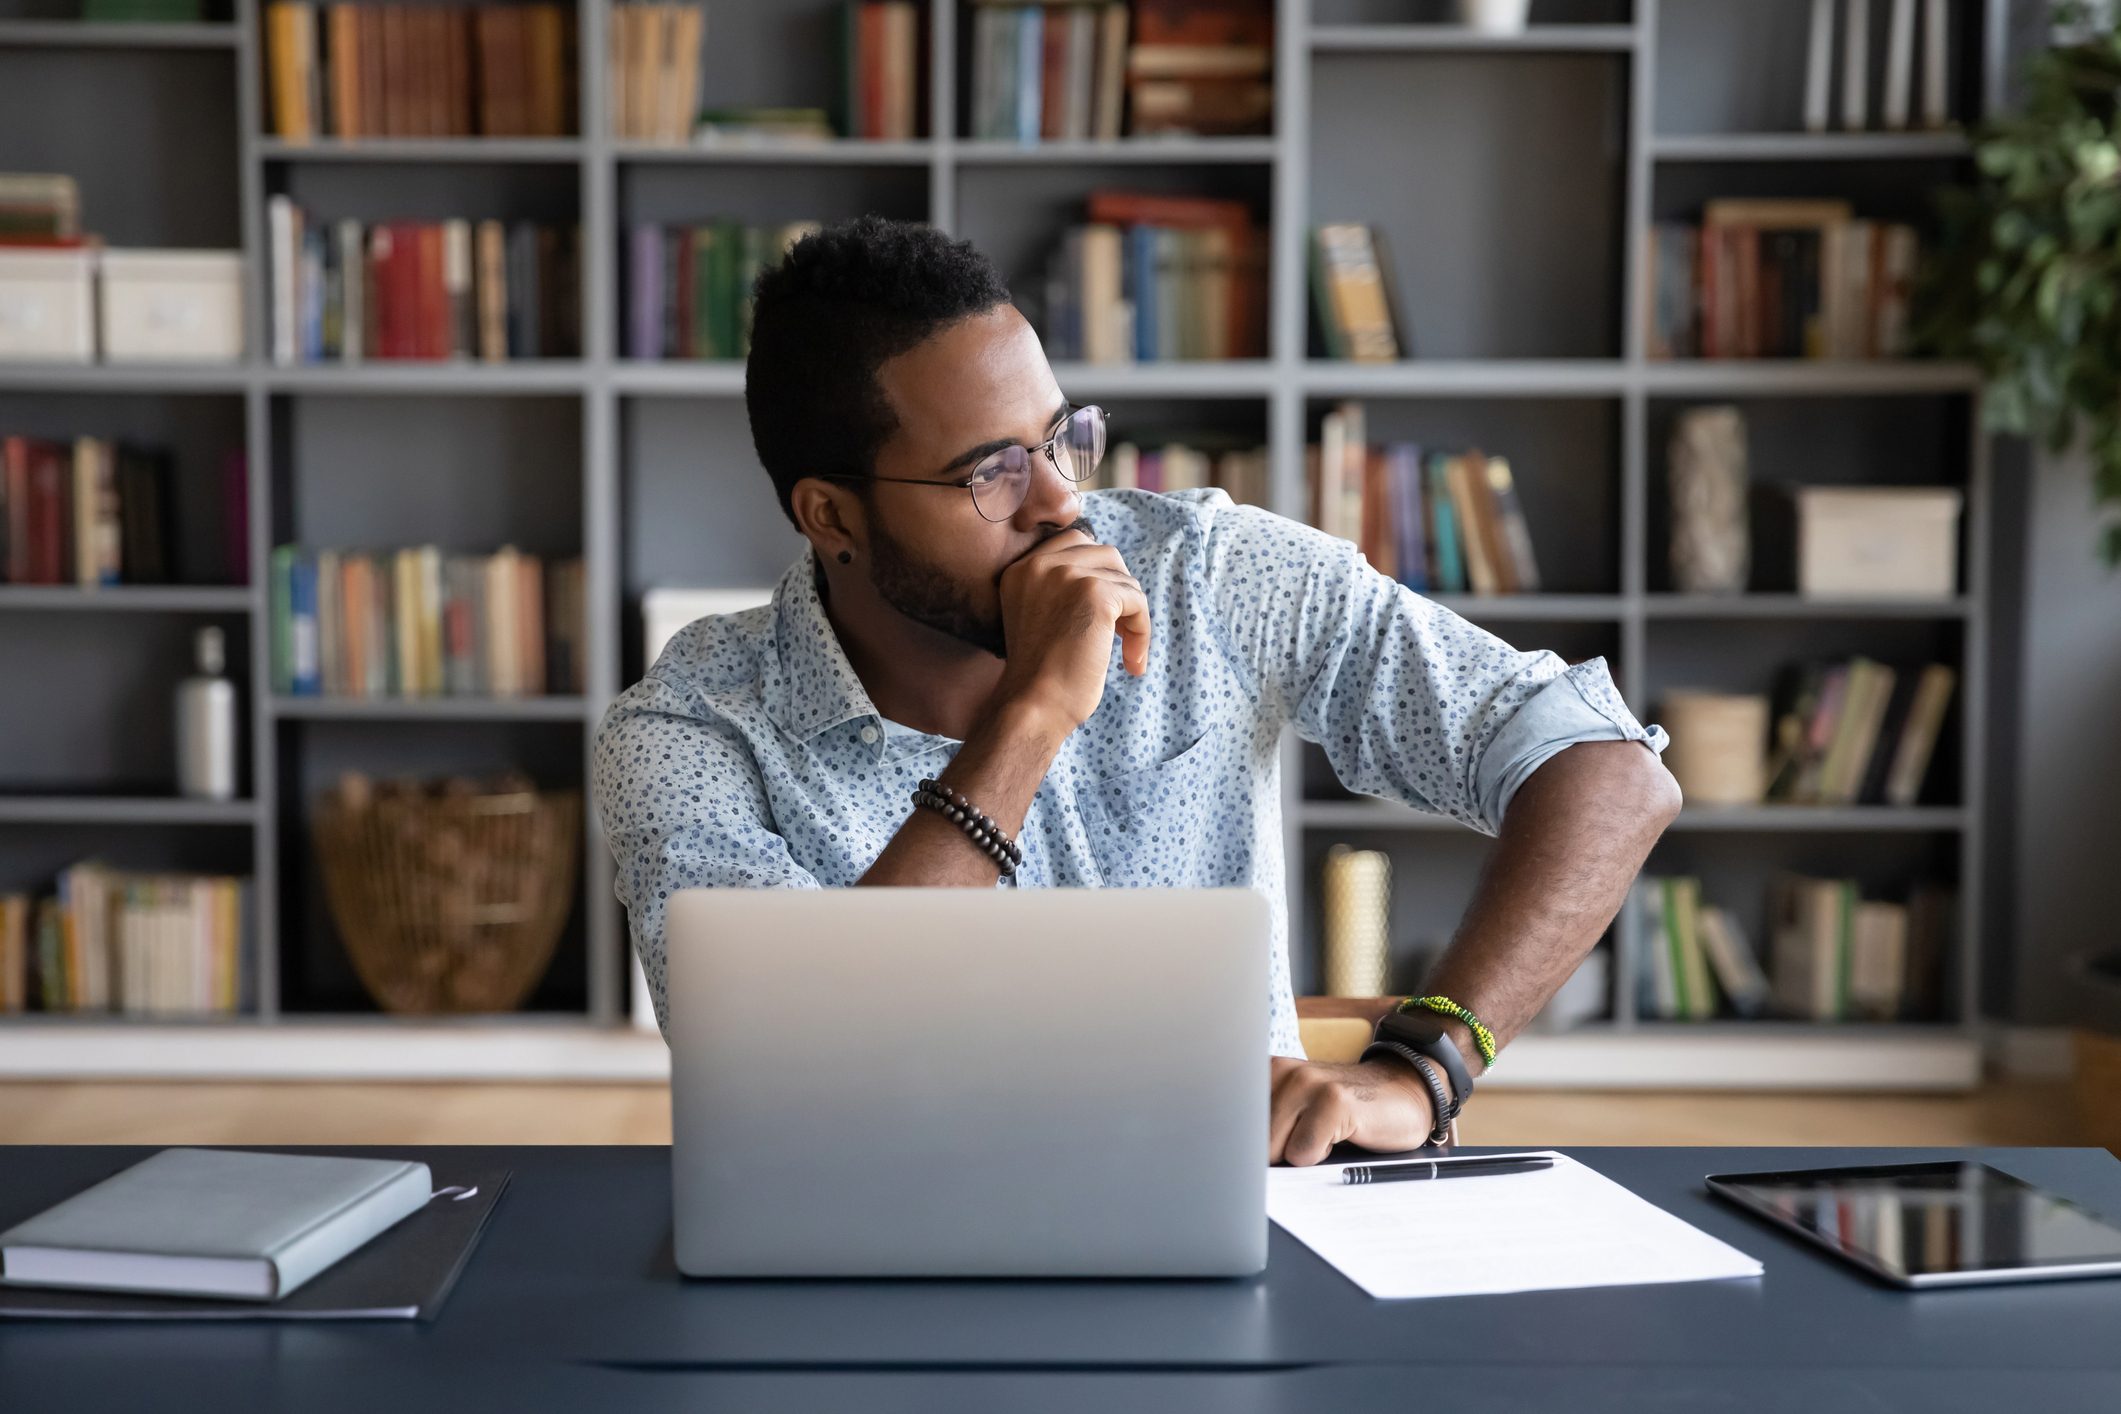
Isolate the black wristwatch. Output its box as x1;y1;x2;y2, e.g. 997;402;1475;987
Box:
1363;1003;1474;1121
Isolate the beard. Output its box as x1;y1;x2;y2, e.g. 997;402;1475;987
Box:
866;512;1009;658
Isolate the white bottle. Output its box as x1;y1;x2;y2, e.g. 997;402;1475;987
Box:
176;625;240;802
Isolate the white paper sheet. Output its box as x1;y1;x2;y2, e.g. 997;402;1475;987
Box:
1267;1150;1763;1300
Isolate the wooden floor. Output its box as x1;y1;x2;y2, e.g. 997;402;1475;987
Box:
0;1080;2088;1149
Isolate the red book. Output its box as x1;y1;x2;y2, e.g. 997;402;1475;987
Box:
3;436;34;583
29;440;67;585
370;225;398;357
1041;9;1069;139
858;3;886;139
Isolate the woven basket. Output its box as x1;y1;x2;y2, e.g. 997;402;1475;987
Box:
312;779;581;1014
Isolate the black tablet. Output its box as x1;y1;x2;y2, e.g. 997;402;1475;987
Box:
1705;1161;2121;1289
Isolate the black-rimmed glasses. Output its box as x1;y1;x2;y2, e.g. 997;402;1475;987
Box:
821;405;1108;523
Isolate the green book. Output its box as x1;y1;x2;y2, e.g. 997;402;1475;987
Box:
1662;877;1692;1019
735;226;766;357
689;227;715;361
1425;454;1466;593
1308;229;1345;360
711;219;742;358
269;545;296;696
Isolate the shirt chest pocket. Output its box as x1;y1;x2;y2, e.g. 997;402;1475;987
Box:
1076;727;1222;886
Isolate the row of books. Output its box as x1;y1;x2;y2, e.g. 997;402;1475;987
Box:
1038;192;1266;363
1637;874;1950;1024
1095;440;1268;509
609;2;705;143
1309;223;1407;363
973;0;1273;140
839;1;924;141
2;438;226;588
270;545;585;700
1645;203;1919;361
1310;406;1542;596
265;2;577;140
267;201;582;364
1802;0;1954;133
1766;658;1955;808
624;221;816;361
0;868;253;1016
969;4;1128;143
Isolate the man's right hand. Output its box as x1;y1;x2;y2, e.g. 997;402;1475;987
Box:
989;528;1151;735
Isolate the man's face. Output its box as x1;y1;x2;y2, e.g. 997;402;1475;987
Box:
858;305;1090;657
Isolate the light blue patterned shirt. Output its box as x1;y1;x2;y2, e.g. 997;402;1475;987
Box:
593;488;1666;1057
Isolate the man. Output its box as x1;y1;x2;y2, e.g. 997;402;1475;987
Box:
593;215;1681;1167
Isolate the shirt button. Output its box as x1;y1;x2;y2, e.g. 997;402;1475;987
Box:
859;725;879;744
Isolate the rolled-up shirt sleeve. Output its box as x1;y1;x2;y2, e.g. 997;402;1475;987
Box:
1198;493;1666;836
591;672;819;1036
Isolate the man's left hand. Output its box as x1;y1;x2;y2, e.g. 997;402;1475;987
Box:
1269;1056;1440;1166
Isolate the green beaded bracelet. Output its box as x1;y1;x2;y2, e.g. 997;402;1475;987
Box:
1400;994;1498;1070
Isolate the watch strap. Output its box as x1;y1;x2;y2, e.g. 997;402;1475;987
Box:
1361;1039;1456;1147
1375;1005;1475;1110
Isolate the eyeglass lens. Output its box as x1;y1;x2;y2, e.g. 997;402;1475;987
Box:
968;406;1108;522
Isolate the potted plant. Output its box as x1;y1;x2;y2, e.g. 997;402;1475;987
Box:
1914;4;2121;563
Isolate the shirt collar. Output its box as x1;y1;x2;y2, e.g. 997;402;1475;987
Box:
762;548;882;744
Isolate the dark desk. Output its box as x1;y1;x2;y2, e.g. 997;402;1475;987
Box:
5;1145;2121;1413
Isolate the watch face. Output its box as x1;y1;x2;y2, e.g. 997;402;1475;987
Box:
1377;1006;1449;1048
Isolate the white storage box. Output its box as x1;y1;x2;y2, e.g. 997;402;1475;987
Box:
0;247;95;363
99;249;245;363
1797;486;1963;599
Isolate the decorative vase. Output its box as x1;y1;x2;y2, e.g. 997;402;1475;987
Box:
1668;404;1750;594
1321;845;1392;997
1457;0;1534;33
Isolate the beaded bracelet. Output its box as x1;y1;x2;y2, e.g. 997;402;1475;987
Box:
1399;995;1498;1070
912;777;1022;877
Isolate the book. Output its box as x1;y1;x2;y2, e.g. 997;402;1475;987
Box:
1312;224;1401;363
1849;900;1909;1020
1841;0;1870;131
0;1149;430;1302
1883;0;1917;129
1699;906;1771;1018
1805;0;1836;134
1884;663;1955;806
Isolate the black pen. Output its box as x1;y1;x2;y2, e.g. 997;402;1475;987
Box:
1341;1155;1554;1185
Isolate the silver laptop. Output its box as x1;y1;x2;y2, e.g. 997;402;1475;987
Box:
664;887;1270;1278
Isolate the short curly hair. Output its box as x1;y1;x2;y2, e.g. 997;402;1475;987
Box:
745;215;1014;527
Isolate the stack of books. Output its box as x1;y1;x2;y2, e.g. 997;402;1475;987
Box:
624;220;818;361
0;173;79;245
609;2;705;143
0;867;253;1017
1097;437;1267;508
270;545;585;700
264;2;578;140
1309;405;1543;596
968;3;1129;142
1645;201;1919;361
1040;191;1266;363
1764;658;1955;807
1633;873;1951;1024
266;200;581;364
3;438;244;588
1768;875;1953;1022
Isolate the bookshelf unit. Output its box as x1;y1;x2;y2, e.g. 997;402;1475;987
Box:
0;0;2009;1087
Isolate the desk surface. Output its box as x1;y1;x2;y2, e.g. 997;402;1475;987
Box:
4;1144;2121;1413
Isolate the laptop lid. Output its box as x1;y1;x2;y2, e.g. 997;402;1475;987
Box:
665;887;1270;1278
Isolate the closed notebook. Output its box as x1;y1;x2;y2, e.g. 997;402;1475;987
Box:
0;1148;431;1301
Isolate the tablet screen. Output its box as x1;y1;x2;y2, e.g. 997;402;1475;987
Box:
1707;1161;2121;1286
